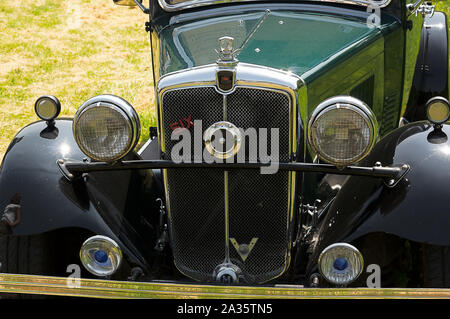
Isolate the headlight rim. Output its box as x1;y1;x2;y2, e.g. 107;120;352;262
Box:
73;94;141;162
307;96;378;167
317;242;364;286
79;235;123;277
426;96;450;125
34;95;61;122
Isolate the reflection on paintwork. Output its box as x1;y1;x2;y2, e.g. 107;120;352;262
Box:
401;10;424;113
3;137;23;159
427;23;444;29
40;126;59;140
0;193;21;234
160;11;378;76
60;143;71;158
438;144;450;155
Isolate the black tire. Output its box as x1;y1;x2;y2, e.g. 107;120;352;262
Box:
423;244;450;288
0;233;56;298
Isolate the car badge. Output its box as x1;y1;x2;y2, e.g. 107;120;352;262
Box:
230;238;258;262
203;121;242;159
216;37;238;92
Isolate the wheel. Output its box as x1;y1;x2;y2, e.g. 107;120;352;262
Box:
423;244;450;288
0;233;56;298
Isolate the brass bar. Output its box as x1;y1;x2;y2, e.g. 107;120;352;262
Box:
1;273;450;299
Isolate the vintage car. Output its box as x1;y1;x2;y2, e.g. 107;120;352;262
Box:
1;0;450;297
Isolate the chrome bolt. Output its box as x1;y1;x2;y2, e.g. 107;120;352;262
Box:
310;273;320;287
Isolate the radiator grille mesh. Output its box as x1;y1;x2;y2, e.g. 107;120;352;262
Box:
161;85;292;283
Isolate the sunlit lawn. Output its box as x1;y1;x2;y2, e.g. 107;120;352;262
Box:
1;1;450;159
0;0;155;157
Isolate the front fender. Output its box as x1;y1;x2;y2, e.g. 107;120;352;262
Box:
0;119;160;271
310;121;450;262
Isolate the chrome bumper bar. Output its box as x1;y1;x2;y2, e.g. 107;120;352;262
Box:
57;159;410;188
1;273;450;299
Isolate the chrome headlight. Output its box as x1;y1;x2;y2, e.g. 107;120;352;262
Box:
307;96;378;167
80;235;122;277
318;243;364;286
73;95;140;162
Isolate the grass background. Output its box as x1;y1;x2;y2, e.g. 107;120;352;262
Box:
0;0;156;157
0;1;449;159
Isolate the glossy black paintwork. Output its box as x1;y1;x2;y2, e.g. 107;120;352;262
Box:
0;119;161;271
308;121;450;274
405;12;449;121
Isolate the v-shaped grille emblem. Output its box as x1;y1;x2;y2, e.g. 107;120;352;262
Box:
230;238;258;262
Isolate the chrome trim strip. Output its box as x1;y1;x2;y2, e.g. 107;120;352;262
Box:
224;170;230;263
158;63;302;92
223;95;230;264
137;138;153;156
223;94;228;120
1;273;450;299
158;0;392;12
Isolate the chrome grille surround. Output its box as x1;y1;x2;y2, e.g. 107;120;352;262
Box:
157;63;303;284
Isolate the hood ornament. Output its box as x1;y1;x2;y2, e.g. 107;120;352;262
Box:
217;36;237;62
215;9;271;67
215;9;270;92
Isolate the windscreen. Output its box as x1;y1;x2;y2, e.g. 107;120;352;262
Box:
161;0;389;10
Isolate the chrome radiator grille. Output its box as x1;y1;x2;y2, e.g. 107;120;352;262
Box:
160;85;293;283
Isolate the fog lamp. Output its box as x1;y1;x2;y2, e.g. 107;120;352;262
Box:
73;95;140;162
80;235;122;277
307;96;378;167
426;96;450;125
318;243;364;286
34;95;61;122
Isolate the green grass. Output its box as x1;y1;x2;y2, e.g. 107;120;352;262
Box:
0;0;156;157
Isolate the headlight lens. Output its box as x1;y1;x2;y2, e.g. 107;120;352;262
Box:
308;96;378;167
80;235;122;277
426;96;450;124
73;95;140;162
318;243;364;286
35;95;61;121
